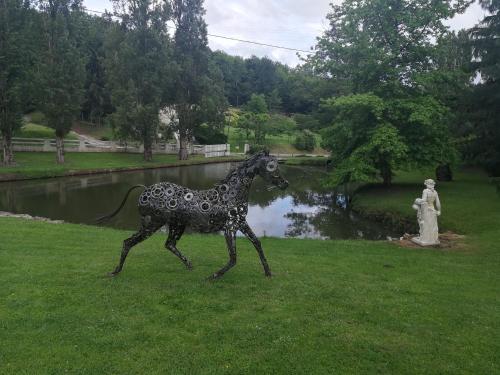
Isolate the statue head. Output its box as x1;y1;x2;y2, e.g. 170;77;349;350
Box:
424;179;436;190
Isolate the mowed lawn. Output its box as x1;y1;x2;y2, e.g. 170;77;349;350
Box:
0;169;499;373
0;152;240;180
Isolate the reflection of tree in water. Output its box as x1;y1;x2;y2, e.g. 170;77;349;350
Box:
285;201;393;240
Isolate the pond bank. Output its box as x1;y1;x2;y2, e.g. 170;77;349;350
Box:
0;152;243;182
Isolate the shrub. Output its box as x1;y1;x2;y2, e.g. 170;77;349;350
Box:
294;130;316;151
247;144;269;155
194;124;228;145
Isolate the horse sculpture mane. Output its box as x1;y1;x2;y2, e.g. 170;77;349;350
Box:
99;151;288;279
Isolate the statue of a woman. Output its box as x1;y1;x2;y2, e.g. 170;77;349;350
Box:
411;179;441;246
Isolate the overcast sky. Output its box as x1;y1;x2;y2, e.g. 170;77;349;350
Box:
84;0;487;67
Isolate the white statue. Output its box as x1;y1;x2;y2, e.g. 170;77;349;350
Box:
411;179;441;246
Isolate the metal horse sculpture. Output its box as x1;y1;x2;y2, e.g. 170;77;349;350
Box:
98;151;288;279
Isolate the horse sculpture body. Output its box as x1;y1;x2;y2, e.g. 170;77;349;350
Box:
98;151;288;279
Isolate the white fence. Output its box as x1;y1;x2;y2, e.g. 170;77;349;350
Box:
8;138;230;158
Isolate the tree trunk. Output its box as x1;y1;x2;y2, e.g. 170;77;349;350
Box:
435;164;453;182
381;164;392;186
144;143;153;162
55;135;65;164
178;135;189;160
2;133;15;166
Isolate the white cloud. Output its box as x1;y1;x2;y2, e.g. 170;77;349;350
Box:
83;0;487;67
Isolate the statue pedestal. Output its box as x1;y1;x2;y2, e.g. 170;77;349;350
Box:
411;236;440;246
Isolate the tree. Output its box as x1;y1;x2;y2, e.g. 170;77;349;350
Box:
37;0;86;164
469;0;500;175
310;0;472;94
321;93;453;185
170;0;211;160
0;0;32;165
80;15;113;125
105;0;172;161
237;94;270;144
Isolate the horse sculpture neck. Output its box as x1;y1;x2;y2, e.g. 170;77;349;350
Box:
217;157;258;206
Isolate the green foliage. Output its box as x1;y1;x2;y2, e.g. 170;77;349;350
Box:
321;93;453;185
0;0;34;164
293;114;320;132
80;15;113;124
247;143;268;155
193;123;227;145
245;93;268;114
468;1;500;175
105;0;172;161
310;0;472;93
294;130;317;152
37;0;86;140
169;0;227;160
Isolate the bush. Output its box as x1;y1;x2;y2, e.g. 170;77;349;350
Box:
294;130;316;151
247;144;269;155
194;124;228;145
293;114;320;131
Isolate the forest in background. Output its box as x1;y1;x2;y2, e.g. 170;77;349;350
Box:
1;0;499;185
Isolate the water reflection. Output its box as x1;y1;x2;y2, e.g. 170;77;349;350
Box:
0;163;397;240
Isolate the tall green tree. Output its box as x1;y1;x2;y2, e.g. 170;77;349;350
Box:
170;0;211;160
310;0;470;185
0;0;32;165
469;0;500;175
37;0;86;164
106;0;173;161
310;0;472;94
80;15;113;125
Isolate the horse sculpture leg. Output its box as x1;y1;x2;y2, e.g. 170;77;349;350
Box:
165;223;193;270
208;229;237;280
240;221;272;277
109;217;163;276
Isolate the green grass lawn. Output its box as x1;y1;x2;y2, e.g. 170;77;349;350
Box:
0;168;499;373
73;121;115;141
14;123;79;140
0;152;241;180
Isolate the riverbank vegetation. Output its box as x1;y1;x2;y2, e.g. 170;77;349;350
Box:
0;152;241;180
1;166;499;373
3;0;498;176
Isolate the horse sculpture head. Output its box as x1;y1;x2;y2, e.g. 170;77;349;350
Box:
246;151;289;190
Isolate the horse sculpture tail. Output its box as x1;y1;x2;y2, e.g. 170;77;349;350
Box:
96;185;146;224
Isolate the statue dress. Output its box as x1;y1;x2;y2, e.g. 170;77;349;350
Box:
411;186;441;246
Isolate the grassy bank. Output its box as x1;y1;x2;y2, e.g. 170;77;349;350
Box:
14;123;79;140
0;152;242;180
1;167;500;373
353;168;500;237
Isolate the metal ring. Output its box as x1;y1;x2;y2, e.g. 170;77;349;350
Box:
200;201;211;212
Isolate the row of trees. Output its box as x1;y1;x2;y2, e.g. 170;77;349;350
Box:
306;0;500;184
2;0;499;179
1;0;227;164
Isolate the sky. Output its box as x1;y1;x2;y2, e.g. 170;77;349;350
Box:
84;0;487;67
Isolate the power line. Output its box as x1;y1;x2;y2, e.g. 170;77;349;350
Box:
82;7;314;54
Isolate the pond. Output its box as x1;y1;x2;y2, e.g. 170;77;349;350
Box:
0;162;398;240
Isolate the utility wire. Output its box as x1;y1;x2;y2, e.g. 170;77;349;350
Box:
83;7;314;54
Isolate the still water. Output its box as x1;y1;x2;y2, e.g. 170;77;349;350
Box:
0;162;396;240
